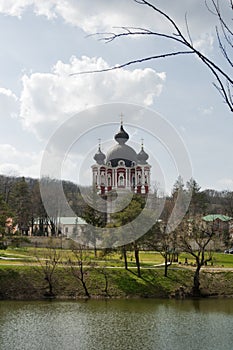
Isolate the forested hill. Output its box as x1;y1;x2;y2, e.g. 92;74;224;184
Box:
0;175;87;235
0;174;233;236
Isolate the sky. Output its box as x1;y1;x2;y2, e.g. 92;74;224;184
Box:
0;0;232;194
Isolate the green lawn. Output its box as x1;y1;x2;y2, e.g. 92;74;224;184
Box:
1;247;233;268
1;247;233;300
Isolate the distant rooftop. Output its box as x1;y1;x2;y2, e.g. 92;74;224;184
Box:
202;214;232;222
58;217;87;225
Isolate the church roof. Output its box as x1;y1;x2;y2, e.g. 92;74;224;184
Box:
105;122;137;167
93;120;149;167
114;124;129;144
137;142;149;164
94;143;106;165
106;143;137;167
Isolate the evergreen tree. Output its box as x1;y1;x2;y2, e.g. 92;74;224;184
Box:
186;178;207;216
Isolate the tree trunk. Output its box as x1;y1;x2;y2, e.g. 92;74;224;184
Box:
81;279;90;298
80;262;90;298
44;276;54;297
164;253;168;277
193;264;201;297
134;246;141;277
123;247;128;270
31;217;34;235
94;245;97;258
103;270;109;297
48;280;53;295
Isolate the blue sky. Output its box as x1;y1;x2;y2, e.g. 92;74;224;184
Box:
0;0;232;193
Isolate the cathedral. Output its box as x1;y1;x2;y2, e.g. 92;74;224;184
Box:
92;121;151;195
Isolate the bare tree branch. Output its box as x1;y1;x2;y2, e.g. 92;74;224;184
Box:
73;0;233;112
185;12;193;46
70;51;194;76
92;27;186;45
216;28;233;67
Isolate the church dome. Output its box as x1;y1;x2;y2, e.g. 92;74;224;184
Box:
94;144;106;165
114;124;129;144
137;144;149;164
106;143;137;167
106;122;137;167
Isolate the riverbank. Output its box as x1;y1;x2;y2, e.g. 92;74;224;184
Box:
1;265;233;300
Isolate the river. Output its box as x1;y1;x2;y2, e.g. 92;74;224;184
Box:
0;298;233;350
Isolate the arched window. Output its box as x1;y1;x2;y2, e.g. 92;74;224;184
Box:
118;160;125;166
108;176;111;186
101;174;105;186
138;174;141;185
132;176;135;187
118;175;124;187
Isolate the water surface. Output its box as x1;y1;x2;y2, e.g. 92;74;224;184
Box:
0;298;233;350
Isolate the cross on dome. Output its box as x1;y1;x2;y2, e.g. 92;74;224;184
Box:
98;138;102;150
120;112;124;125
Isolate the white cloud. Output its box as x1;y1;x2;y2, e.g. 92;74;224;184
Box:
0;0;33;17
193;33;214;54
0;143;42;178
20;55;165;140
198;105;214;116
217;178;233;190
0;0;225;52
0;87;18;119
0;0;57;18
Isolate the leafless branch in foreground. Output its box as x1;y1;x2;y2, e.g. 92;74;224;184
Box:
72;0;233;112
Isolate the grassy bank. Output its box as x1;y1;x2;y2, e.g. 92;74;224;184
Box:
1;247;233;267
1;247;233;300
1;264;233;300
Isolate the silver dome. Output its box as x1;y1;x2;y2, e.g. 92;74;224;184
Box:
137;147;149;164
106;144;137;167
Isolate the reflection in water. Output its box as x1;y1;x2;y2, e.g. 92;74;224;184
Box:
0;299;233;350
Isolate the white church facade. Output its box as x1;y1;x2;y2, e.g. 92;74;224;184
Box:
92;121;151;195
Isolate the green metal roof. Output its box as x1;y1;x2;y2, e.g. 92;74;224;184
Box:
202;214;232;222
58;217;87;225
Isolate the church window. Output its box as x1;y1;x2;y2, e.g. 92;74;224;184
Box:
118;175;124;186
138;174;141;185
101;174;105;185
132;176;135;186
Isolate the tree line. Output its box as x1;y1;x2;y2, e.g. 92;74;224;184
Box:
102;177;233;296
1;173;233;297
0;174;232;237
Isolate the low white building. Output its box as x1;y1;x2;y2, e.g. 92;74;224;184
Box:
58;216;87;238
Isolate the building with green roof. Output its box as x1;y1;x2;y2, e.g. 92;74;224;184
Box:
202;214;232;222
202;214;233;240
58;216;87;238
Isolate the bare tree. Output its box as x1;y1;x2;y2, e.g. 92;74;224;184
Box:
74;0;233;112
34;243;62;297
145;221;176;277
97;254;111;297
69;244;91;298
179;217;215;296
